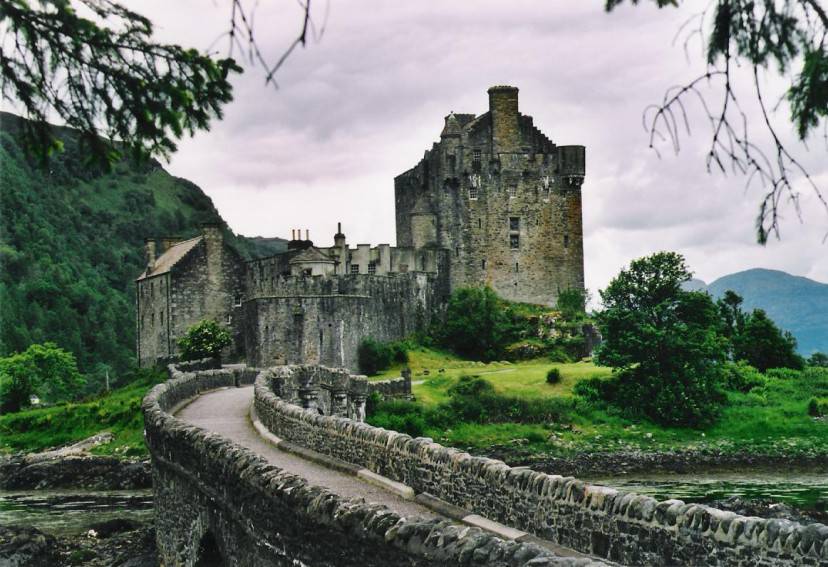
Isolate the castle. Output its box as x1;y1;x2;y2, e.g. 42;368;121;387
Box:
136;86;585;370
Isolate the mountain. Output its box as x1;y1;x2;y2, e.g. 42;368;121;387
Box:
0;112;285;387
688;269;828;356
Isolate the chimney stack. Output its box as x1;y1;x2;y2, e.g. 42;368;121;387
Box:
144;238;156;271
488;85;520;154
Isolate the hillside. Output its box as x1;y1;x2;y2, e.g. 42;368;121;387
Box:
0;112;285;390
692;269;828;356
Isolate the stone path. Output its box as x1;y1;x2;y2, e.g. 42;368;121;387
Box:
175;386;599;562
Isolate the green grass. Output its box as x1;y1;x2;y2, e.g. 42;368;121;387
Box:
0;372;165;458
374;348;828;458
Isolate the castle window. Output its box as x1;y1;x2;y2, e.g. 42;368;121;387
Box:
469;186;478;200
515;262;519;273
160;311;164;325
448;154;456;172
455;246;459;257
508;185;518;199
234;295;243;307
478;219;482;229
509;217;520;231
472;149;482;172
564;234;570;248
481;259;487;270
368;262;376;275
510;234;520;249
151;312;155;326
350;264;360;275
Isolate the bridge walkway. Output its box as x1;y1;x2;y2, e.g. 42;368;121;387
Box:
175;385;603;563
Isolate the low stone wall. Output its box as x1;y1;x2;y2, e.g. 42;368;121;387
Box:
254;372;828;567
169;357;221;373
143;364;597;566
367;368;412;399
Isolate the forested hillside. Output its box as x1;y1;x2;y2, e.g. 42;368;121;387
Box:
0;112;285;391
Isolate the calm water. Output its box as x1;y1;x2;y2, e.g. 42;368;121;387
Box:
584;471;828;511
0;489;154;536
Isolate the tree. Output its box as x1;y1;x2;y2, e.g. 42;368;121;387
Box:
808;351;828;367
596;252;727;426
1;0;317;165
556;288;588;320
732;309;805;371
177;319;232;361
607;0;828;243
439;286;511;361
0;342;85;412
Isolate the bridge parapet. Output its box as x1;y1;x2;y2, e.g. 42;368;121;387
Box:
143;363;595;566
254;371;828;566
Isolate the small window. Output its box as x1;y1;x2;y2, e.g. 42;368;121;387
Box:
509;217;520;231
469;186;478;200
150;281;154;296
508;185;517;199
302;268;312;276
564;234;570;248
151;312;155;326
234;295;243;307
515;262;519;273
368;262;376;275
160;311;164;325
473;149;481;163
448;154;456;172
481;259;487;270
350;264;360;275
478;219;482;229
510;234;520;249
455;246;459;257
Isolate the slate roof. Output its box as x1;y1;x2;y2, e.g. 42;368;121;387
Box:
137;236;202;280
288;246;335;264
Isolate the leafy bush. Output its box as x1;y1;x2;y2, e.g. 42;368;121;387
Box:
177;319;231;361
765;368;804;381
556;288;587;320
0;343;85;413
437;287;513;361
547;347;572;363
546;368;561;385
722;361;765;393
807;398;822;417
357;338;408;376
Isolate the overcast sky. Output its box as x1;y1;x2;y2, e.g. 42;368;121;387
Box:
135;0;827;293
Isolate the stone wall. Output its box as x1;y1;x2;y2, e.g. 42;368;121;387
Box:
366;369;413;400
242;273;447;371
394;86;585;306
143;364;597;566
254;372;828;567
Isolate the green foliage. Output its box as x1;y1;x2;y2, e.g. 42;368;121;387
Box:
1;0;241;165
177;320;231;361
0;117;267;390
733;309;805;372
809;352;828;368
438;286;512;361
595;252;727;427
807;397;822;417
0;367;165;456
721;361;765;393
546;368;561;385
0;343;85;413
556;288;587;320
357;338;409;376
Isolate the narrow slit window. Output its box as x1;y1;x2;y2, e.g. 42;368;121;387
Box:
510;234;520;249
509;217;520;231
515;262;519;273
481;259;487;270
478;219;482;229
564;234;570;248
508;185;517;198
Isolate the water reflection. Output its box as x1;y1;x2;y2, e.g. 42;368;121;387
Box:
0;490;154;536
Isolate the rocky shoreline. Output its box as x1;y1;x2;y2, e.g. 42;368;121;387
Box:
0;454;151;491
0;522;157;567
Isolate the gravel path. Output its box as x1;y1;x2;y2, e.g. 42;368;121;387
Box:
175;386;439;519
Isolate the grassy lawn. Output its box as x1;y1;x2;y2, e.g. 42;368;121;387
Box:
370;347;828;458
0;373;165;458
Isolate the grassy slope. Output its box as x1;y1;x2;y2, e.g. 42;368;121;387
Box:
0;370;166;457
377;348;828;457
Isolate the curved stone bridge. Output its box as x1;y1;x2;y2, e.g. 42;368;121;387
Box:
143;364;828;566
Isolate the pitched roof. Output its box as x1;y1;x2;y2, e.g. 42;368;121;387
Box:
137;236;202;280
288;246;335;264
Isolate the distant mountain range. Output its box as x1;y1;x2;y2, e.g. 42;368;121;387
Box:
685;269;828;355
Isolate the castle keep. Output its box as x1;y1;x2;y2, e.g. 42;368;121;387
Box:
137;86;585;370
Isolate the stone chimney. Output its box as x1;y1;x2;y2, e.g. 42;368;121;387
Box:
488;85;520;154
144;238;156;271
160;237;181;253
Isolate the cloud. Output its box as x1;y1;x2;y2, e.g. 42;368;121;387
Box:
134;0;827;291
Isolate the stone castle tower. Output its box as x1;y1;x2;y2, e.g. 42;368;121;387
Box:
394;85;585;305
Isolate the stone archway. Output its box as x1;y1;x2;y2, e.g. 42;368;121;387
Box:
194;530;225;567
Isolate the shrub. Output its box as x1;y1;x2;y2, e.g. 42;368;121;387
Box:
807;398;821;417
808;352;828;368
505;340;546;361
547;347;572;363
722;361;765;393
177;320;231;361
438;287;512;361
546;368;561;385
0;343;85;413
556;288;587;320
357;338;408;376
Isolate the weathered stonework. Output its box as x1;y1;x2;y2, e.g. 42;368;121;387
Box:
137;86;585;369
395;86;585;306
143;364;599;566
253;369;828;567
